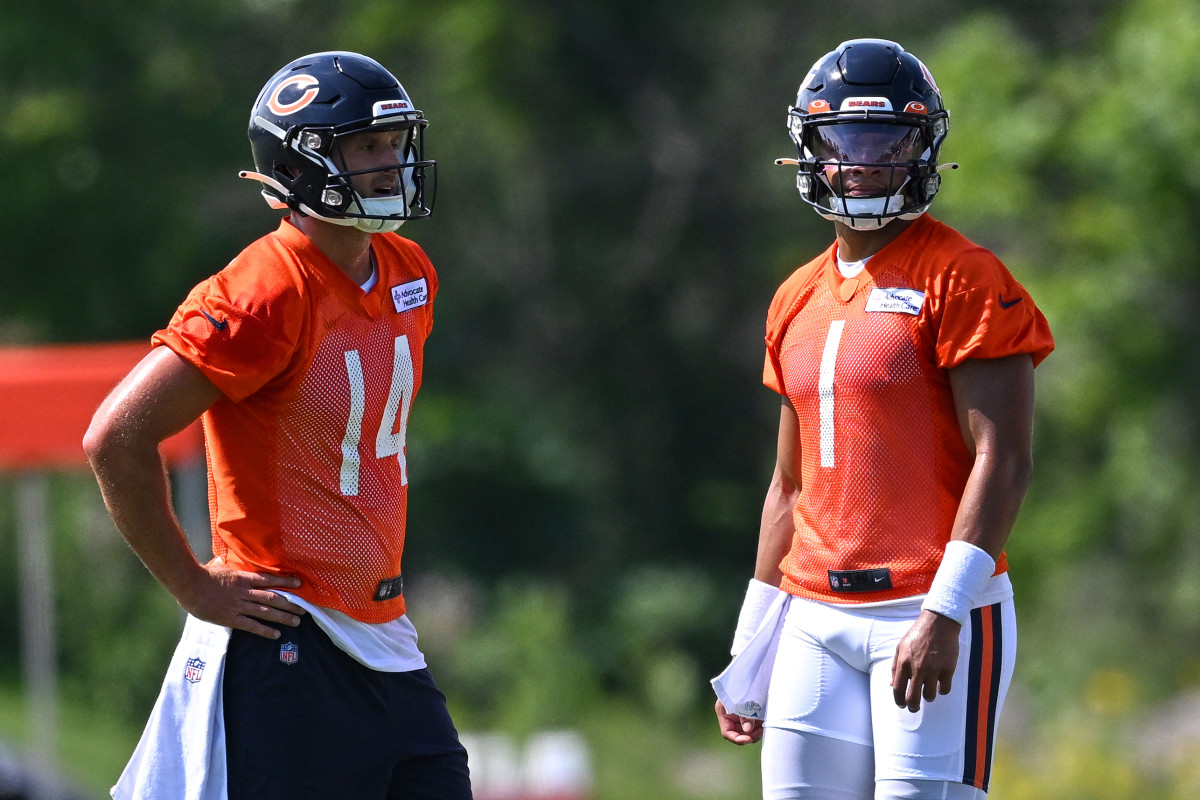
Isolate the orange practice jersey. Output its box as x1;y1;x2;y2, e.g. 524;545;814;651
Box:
763;215;1054;604
153;219;437;623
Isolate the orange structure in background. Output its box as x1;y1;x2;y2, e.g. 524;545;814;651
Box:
0;341;203;469
0;344;593;798
0;341;204;790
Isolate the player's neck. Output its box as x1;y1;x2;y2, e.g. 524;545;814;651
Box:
833;217;915;262
290;213;374;285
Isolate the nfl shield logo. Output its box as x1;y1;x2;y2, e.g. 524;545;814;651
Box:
279;642;299;665
184;657;205;684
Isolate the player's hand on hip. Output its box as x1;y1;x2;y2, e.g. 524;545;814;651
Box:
715;699;764;745
177;562;307;639
890;609;961;713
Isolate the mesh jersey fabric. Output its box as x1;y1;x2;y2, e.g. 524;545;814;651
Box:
763;214;1054;604
153;219;436;623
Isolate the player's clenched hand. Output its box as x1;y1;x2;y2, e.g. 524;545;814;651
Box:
176;562;306;639
891;610;960;713
715;699;764;745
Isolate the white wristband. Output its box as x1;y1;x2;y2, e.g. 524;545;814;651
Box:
731;579;785;656
920;540;996;626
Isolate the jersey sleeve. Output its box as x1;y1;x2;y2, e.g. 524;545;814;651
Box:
152;263;304;402
930;250;1055;369
763;286;791;395
763;254;829;394
409;240;437;339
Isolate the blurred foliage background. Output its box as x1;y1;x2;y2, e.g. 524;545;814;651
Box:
2;0;1200;797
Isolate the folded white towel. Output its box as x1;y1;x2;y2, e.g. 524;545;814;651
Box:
710;589;791;720
112;615;231;800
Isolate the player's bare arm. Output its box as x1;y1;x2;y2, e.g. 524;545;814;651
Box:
84;346;306;639
756;396;802;585
891;353;1035;711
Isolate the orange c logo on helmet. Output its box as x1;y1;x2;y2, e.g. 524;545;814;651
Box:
808;99;832;113
904;101;929;114
267;75;320;116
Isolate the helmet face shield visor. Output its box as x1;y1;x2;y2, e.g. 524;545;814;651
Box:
787;116;945;229
806;121;929;166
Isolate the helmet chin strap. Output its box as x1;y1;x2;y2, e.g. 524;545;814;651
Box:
348;195;410;233
774;158;957;230
351;217;405;234
819;197;933;230
239;171;406;233
819;194;907;229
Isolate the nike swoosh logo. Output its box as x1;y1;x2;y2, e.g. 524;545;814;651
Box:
200;309;229;330
999;295;1022;309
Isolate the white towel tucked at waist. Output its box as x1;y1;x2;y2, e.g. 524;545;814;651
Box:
112;615;231;800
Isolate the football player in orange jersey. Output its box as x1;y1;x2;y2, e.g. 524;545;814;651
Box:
711;40;1054;799
85;52;472;799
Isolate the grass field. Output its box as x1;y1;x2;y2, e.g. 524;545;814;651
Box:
0;681;138;798
2;677;1197;800
0;679;758;800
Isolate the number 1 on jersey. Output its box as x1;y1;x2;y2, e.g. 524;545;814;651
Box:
818;320;845;468
340;335;415;496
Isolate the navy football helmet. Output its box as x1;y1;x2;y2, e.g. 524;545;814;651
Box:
780;39;951;229
243;51;435;233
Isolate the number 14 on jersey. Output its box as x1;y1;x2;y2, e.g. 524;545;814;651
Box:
339;335;414;496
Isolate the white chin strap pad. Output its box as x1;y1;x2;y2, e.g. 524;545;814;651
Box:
822;194;902;229
354;217;404;233
297;204;405;234
829;194;906;217
350;194;411;232
817;195;929;230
